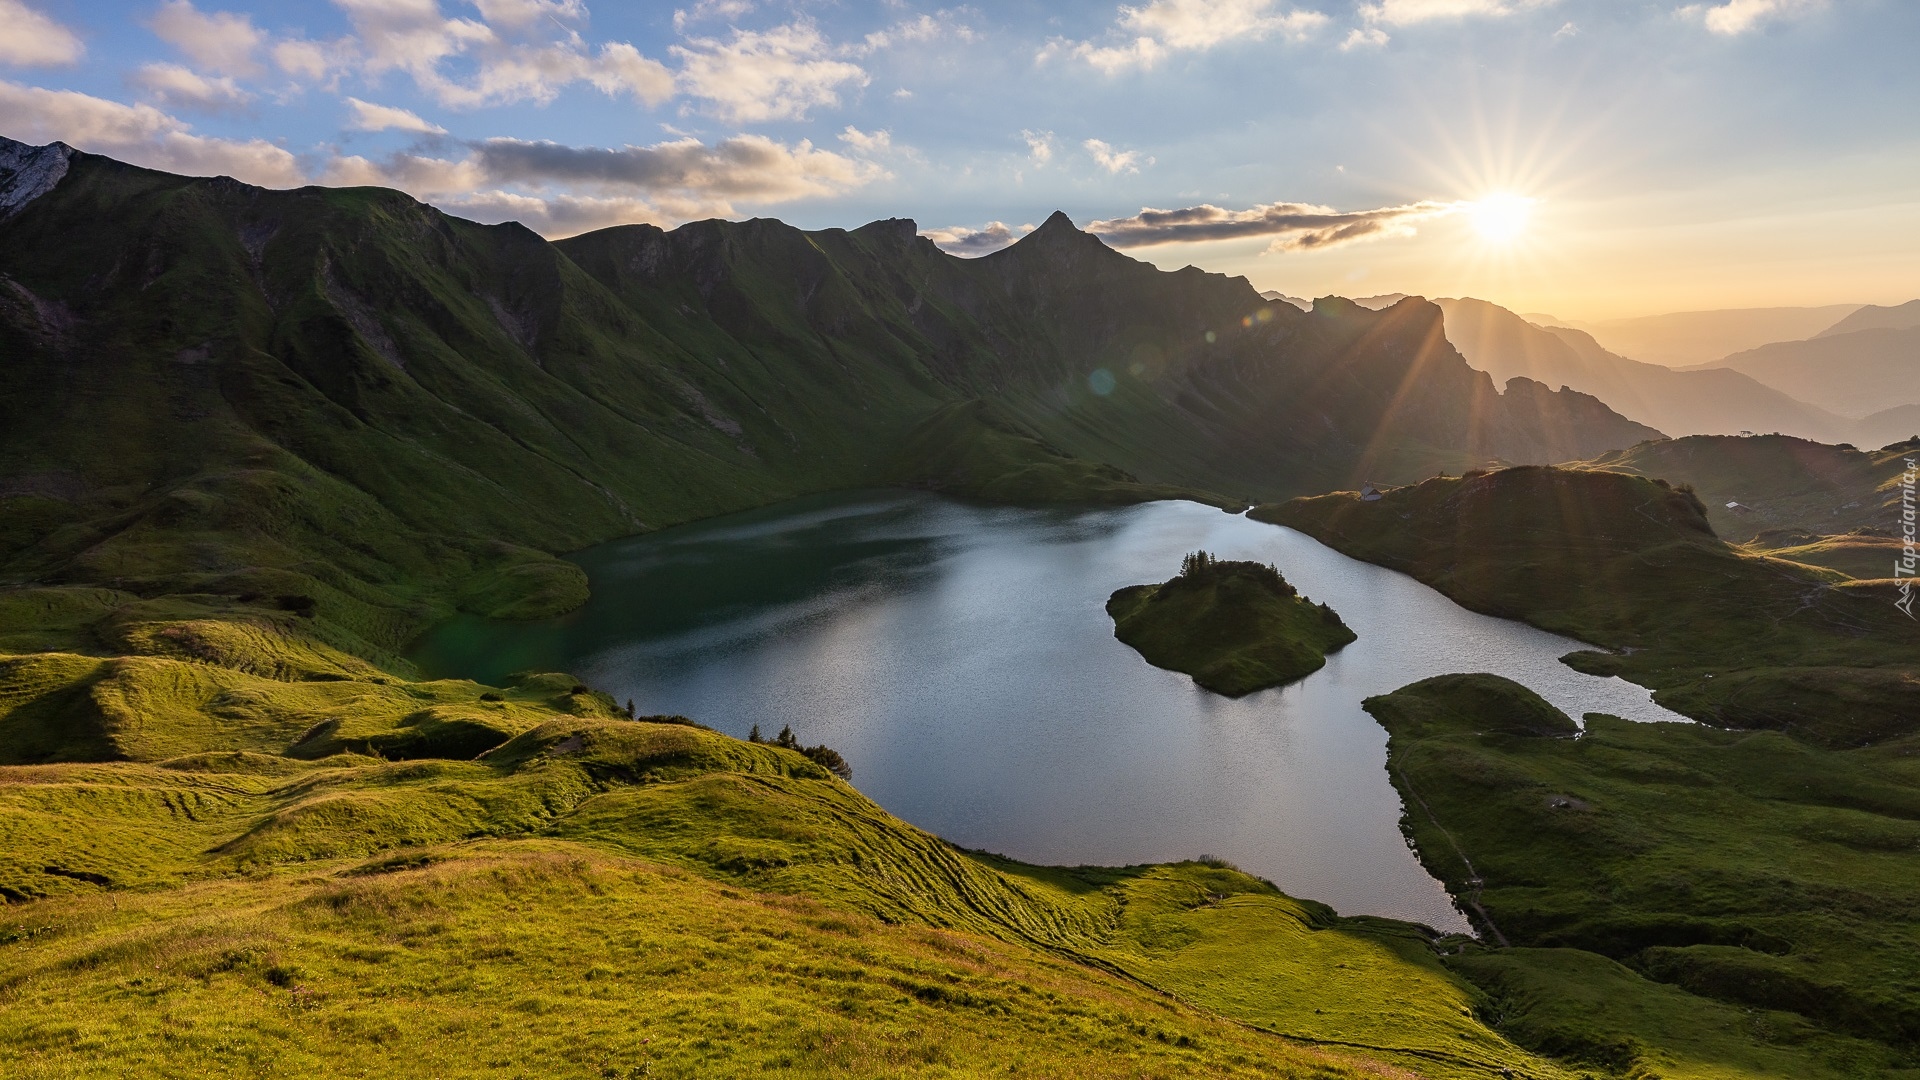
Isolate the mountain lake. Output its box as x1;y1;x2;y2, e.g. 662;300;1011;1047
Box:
413;490;1692;933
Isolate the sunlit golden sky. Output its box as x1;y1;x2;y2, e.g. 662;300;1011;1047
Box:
3;0;1914;321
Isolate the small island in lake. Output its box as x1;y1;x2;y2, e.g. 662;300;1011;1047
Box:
1107;551;1357;696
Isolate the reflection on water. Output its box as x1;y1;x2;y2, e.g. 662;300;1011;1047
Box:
413;491;1690;933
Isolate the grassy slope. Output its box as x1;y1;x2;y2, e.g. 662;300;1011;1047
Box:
1107;560;1355;695
1580;434;1913;540
0;699;1596;1080
1744;530;1906;582
1364;674;1920;1079
3;845;1379;1080
1255;466;1920;748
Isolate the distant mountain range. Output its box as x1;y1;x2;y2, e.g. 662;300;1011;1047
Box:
1257;290;1309;310
1431;297;1855;443
1430;296;1920;448
1816;299;1920;337
1566;304;1863;367
1689;325;1920;419
0;136;1658;633
1350;293;1409;310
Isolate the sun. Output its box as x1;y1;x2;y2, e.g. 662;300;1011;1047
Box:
1464;193;1537;244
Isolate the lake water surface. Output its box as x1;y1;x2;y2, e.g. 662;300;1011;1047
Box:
413;491;1690;933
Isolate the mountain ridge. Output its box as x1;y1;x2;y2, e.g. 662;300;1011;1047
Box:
1434;296;1866;443
1568;304;1862;367
1685;324;1920;417
0;134;1657;672
1815;298;1920;337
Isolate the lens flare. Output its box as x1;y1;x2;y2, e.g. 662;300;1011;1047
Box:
1465;193;1536;244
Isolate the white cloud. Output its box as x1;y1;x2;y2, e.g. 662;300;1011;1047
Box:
469;0;586;30
1087;198;1462;251
323;132;885;236
923;221;1035;256
859;12;978;53
0;79;301;186
1360;0;1556;25
1684;0;1825;35
581;42;676;101
672;0;754;32
837;126;890;153
468;134;883;202
149;0;264;76
1068;0;1327;73
1123;0;1327;48
436;190;693;238
1070;37;1165;73
1021;129;1055;165
1340;26;1389;48
345;97;446;134
131;62;252;111
0;0;83;66
331;0;672;109
672;21;869;123
272;38;346;82
323;150;485;194
1553;20;1577;37
1084;138;1144;174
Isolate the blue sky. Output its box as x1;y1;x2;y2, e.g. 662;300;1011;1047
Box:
3;0;1915;318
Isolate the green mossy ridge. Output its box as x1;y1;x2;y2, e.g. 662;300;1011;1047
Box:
1107;552;1355;696
1257;465;1920;747
1365;674;1920;1079
1363;673;1577;739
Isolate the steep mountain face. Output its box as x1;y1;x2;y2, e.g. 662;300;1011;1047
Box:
561;212;1655;494
1436;297;1856;442
1816;298;1920;337
1694;325;1920;417
0;140;1656;655
0;138;71;216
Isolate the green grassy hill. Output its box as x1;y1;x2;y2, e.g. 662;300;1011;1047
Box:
1581;433;1913;539
1366;674;1920;1080
1256;465;1920;747
0;663;1602;1079
1107;553;1356;695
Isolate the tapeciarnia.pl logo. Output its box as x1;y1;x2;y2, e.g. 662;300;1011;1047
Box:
1899;458;1917;619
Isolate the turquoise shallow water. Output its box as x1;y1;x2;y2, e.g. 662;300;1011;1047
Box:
414;490;1690;933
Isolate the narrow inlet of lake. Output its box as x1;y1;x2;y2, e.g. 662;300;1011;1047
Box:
413;491;1689;933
